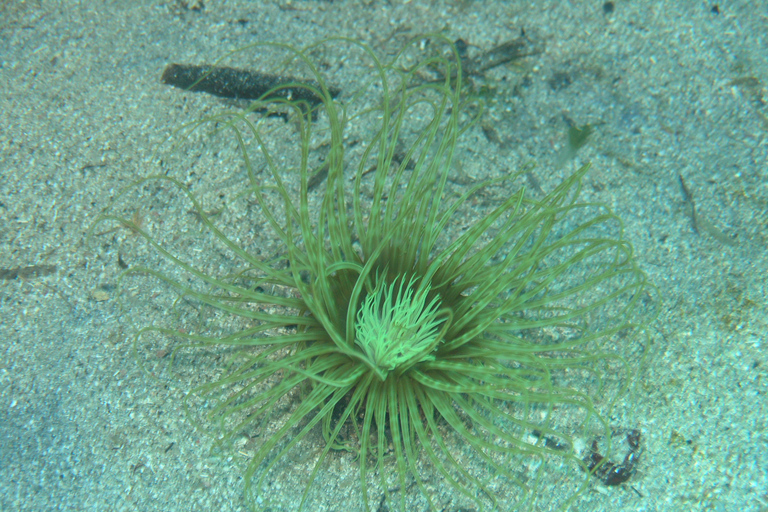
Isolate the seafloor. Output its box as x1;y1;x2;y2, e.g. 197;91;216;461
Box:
1;1;766;511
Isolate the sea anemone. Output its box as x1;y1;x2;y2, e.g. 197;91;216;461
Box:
94;36;655;511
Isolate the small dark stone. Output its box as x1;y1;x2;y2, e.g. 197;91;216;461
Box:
603;1;615;14
454;38;469;58
711;4;720;14
548;71;573;91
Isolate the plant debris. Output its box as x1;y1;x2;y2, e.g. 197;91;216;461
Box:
161;64;340;105
462;32;543;75
678;174;738;246
0;264;57;280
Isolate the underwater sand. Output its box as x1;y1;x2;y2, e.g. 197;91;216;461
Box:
1;1;766;511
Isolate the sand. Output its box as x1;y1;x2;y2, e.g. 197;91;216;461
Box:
1;1;766;511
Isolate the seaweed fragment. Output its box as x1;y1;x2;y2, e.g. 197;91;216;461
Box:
555;118;601;168
678;174;738;246
568;122;594;152
161;64;340;105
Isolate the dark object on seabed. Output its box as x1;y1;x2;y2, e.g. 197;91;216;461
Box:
585;429;642;486
0;264;57;280
161;64;340;105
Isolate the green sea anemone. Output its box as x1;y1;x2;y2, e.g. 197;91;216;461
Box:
94;36;655;511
